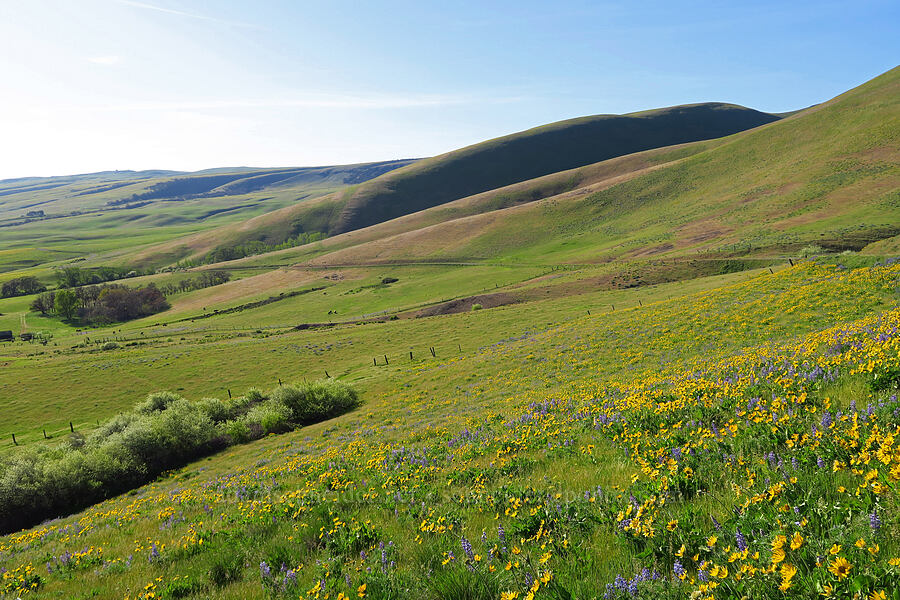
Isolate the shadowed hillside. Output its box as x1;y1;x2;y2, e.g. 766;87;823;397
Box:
277;66;898;266
331;102;780;233
128;103;778;266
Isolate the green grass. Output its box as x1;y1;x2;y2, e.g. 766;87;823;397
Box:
0;67;898;600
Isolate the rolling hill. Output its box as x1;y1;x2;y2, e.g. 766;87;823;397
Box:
218;65;899;269
127;103;779;267
0;160;415;273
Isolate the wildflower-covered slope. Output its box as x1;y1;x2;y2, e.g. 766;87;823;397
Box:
3;260;900;599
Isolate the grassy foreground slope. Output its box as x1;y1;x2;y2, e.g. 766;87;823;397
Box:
129;103;778;266
2;260;900;599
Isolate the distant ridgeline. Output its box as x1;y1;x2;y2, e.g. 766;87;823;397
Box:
177;230;327;267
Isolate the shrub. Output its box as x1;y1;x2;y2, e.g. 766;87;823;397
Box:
101;341;120;351
136;391;183;415
799;244;825;257
271;379;361;425
196;397;228;423
224;420;251;444
0;380;361;534
244;400;292;434
471;303;483;311
245;387;266;403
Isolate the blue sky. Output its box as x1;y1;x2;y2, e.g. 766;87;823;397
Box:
0;0;896;179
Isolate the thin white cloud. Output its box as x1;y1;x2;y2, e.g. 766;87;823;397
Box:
113;0;257;28
72;93;523;112
87;55;123;66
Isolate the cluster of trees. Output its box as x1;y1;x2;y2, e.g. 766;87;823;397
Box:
156;270;231;295
31;284;169;324
178;231;327;268
1;276;46;298
54;266;145;289
0;379;361;534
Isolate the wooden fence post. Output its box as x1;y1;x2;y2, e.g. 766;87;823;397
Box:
12;433;17;446
70;421;74;433
384;354;389;365
409;351;413;360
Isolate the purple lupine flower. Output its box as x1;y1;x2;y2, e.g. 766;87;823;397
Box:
259;561;271;579
283;570;297;588
698;569;708;582
711;516;721;531
461;536;474;562
673;560;686;578
871;510;883;532
817;456;826;469
148;543;159;564
498;524;506;543
627;576;639;596
735;529;747;551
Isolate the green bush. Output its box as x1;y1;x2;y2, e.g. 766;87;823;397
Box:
224;419;251;444
196;397;228;423
0;380;361;534
471;303;483;311
101;341;120;351
244;400;292;434
271;379;361;425
135;391;183;415
799;243;825;257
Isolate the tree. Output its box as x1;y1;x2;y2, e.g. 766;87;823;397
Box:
1;276;46;298
54;289;78;320
30;292;55;315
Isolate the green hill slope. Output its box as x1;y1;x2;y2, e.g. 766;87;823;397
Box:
0;160;415;273
286;65;898;266
331;103;779;234
128;103;778;267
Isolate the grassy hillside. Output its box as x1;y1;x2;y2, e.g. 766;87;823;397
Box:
0;160;415;275
0;67;898;599
2;260;900;599
129;104;777;267
330;103;779;233
271;65;897;267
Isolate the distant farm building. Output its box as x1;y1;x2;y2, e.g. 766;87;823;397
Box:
0;331;13;342
19;332;33;341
